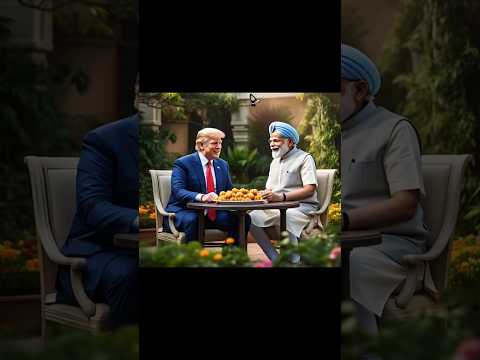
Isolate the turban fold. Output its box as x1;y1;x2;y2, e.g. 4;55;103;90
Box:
341;44;381;96
268;121;299;144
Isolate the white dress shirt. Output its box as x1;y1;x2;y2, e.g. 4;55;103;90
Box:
195;151;217;201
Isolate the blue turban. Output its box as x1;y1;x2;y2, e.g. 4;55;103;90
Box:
268;121;299;144
341;44;381;96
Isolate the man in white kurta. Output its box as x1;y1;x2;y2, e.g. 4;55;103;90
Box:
249;121;318;262
341;44;434;341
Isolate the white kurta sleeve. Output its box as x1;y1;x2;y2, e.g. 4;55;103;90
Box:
383;121;425;198
300;155;318;186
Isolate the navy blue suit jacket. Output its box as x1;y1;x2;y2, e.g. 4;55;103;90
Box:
62;114;139;258
165;152;232;214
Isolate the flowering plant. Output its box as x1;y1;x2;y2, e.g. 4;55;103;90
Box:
139;202;156;228
140;238;252;267
274;225;340;267
328;202;341;224
449;233;480;287
0;240;39;273
140;222;341;268
0;238;40;296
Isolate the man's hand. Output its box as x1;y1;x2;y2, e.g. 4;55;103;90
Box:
261;189;283;202
201;192;218;203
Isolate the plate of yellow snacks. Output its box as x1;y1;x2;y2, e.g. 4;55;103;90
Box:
215;188;267;204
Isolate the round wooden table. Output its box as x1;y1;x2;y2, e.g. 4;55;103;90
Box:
186;201;300;250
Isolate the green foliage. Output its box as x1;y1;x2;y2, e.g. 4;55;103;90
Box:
50;0;138;38
274;225;341;267
449;233;480;288
0;325;138;360
140;223;340;268
140;242;252;267
343;232;480;359
232;175;268;191
139;126;176;204
0;16;85;241
299;93;340;170
142;92;239;120
299;93;341;204
342;283;480;360
379;0;480;236
222;146;259;184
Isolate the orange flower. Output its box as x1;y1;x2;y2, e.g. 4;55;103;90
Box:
148;213;156;220
26;258;40;272
139;207;148;215
0;248;19;260
225;237;235;245
213;253;223;261
199;249;209;257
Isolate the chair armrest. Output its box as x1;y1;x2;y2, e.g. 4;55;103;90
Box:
153;201;181;237
43;248;96;317
401;233;453;265
308;207;328;216
70;265;96;317
395;263;422;308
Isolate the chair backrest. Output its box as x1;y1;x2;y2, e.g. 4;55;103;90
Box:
316;169;337;212
149;170;173;214
24;156;79;301
420;155;471;292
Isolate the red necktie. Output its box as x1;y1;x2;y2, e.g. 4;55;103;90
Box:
206;161;216;221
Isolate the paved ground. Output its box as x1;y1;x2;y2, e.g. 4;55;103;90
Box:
205;243;270;263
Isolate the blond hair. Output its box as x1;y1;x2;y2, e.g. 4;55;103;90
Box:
195;128;225;151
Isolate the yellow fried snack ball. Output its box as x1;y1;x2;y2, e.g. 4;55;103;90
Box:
232;187;239;192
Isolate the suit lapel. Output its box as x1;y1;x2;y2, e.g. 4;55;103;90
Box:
193;153;207;193
213;160;223;191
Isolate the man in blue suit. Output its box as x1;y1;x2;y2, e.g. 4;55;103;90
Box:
164;128;250;243
56;114;139;328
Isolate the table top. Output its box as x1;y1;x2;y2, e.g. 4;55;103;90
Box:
187;200;300;211
341;230;382;249
113;233;139;248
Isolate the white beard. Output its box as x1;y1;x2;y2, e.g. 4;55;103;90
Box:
340;83;356;122
271;143;290;159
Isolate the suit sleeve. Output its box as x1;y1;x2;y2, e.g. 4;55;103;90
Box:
76;131;137;235
171;159;202;204
225;162;233;190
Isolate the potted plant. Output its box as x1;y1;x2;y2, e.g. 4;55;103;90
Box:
0;238;41;338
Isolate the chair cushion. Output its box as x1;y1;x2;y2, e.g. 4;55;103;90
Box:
45;303;111;332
